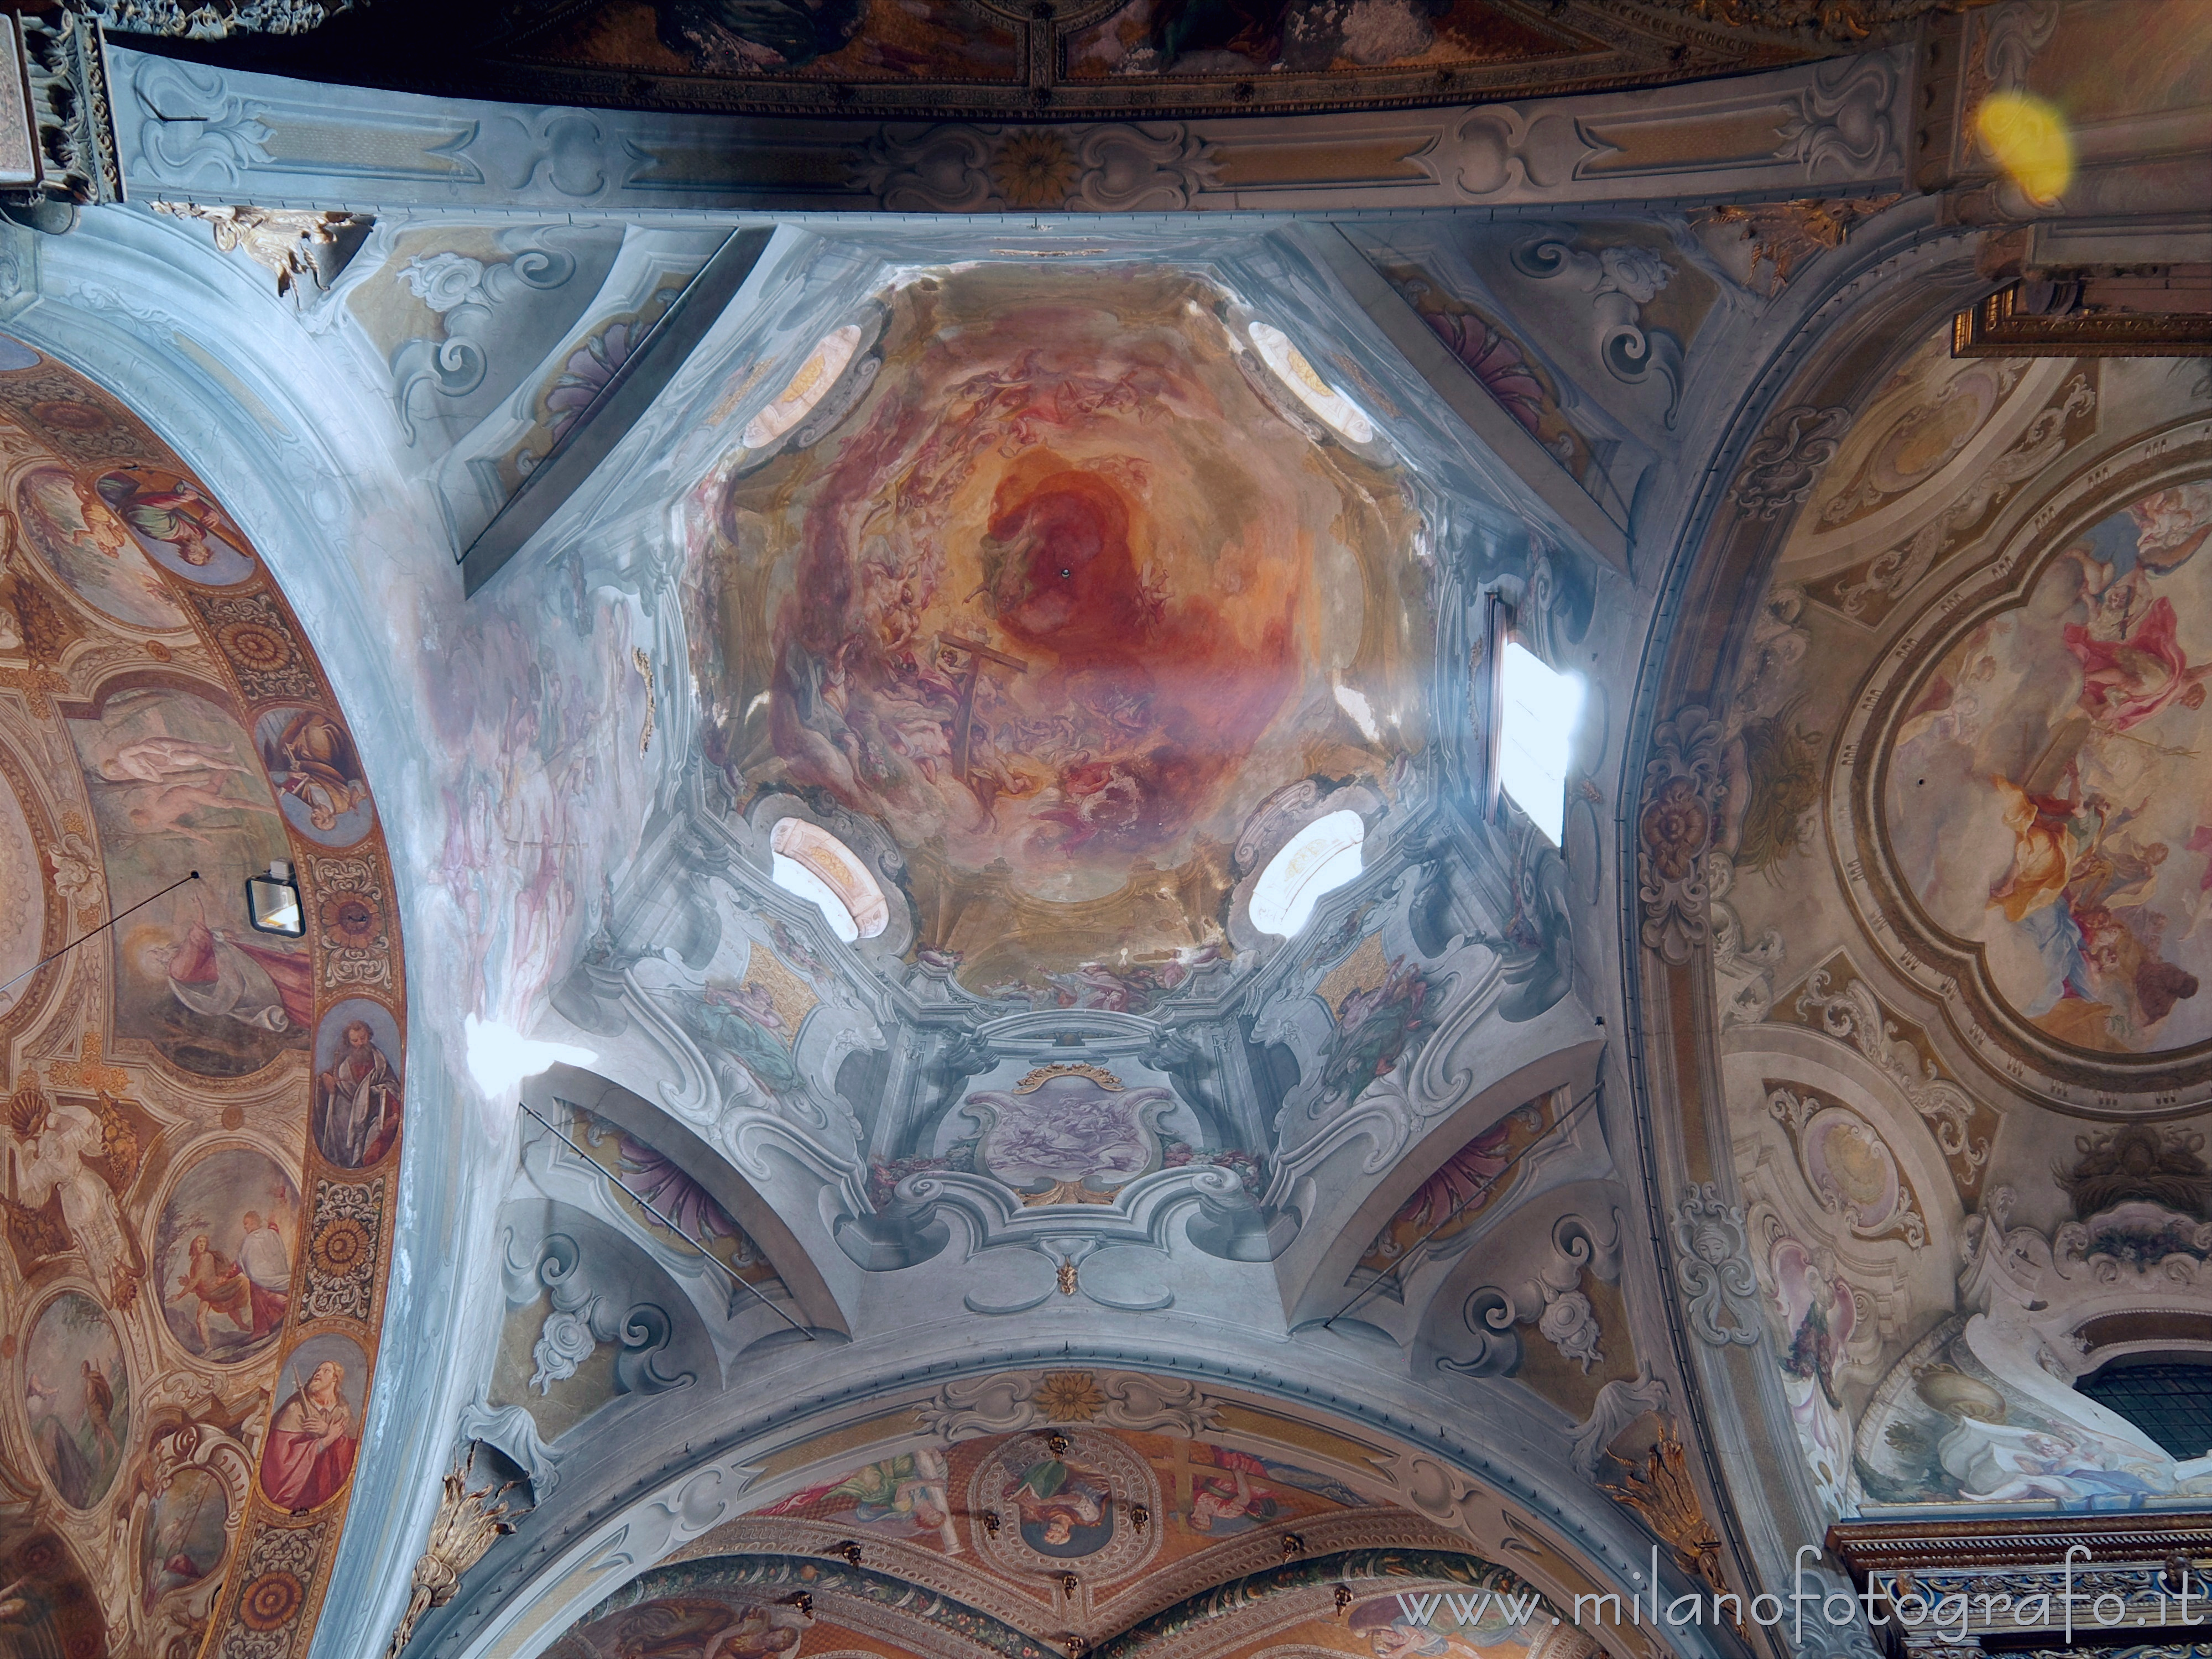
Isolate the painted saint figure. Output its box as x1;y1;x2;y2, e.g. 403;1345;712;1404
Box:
239;1209;291;1292
96;470;236;567
148;909;315;1036
265;709;368;833
260;1360;358;1510
171;1233;286;1349
316;1019;401;1167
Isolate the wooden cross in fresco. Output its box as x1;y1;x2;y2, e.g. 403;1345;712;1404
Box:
935;633;1027;786
1145;1436;1206;1525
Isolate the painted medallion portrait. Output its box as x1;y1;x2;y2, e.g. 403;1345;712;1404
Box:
93;465;255;586
153;1146;299;1363
15;464;190;631
1886;477;2212;1053
257;705;375;846
259;1333;367;1512
967;1428;1159;1576
23;1292;130;1510
312;998;403;1168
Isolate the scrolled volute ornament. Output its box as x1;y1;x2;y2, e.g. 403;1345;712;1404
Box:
1670;1183;1763;1347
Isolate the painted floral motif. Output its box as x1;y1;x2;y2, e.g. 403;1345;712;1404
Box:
1640;776;1710;884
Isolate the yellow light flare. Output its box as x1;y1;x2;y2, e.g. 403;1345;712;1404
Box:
1975;92;2073;207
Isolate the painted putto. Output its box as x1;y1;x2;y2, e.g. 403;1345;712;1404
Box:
1886;477;2212;1054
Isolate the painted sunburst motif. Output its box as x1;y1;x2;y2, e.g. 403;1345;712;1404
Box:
1035;1372;1106;1421
991;130;1077;207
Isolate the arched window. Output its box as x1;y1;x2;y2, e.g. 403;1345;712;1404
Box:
743;324;862;451
1249;809;1365;938
770;818;889;943
1497;639;1584;844
2077;1356;2212;1458
1248;322;1376;446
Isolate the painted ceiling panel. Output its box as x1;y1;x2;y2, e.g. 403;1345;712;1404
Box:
1672;319;2212;1527
131;0;1834;119
0;345;407;1659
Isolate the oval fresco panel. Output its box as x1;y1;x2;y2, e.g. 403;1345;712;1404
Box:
1885;477;2212;1055
24;1291;129;1510
312;998;403;1168
72;686;306;1078
0;762;44;1017
142;1464;229;1606
258;1332;367;1514
93;466;257;587
254;705;375;847
152;1145;299;1364
966;1427;1159;1574
15;465;190;630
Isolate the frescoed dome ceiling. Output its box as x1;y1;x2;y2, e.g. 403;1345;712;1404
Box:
685;264;1430;997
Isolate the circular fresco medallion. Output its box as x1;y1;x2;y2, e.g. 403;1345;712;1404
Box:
1833;430;2212;1110
965;1429;1161;1580
1800;1106;1902;1230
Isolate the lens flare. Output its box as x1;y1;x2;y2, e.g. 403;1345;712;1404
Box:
1975;92;2073;207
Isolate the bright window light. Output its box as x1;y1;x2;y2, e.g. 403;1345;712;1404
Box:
1499;640;1584;844
1250;809;1366;938
770;817;889;941
463;1014;597;1099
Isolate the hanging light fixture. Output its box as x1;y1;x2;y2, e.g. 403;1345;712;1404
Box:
245;859;305;937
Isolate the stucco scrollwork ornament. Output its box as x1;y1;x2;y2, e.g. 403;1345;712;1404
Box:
1775;53;1900;181
388;246;580;444
854;122;1219;214
1956;1184;2056;1315
1794;969;1991;1182
1440;1211;1621;1378
1670;1183;1762;1347
1791;1570;1883;1659
383;1449;522;1659
917;1369;1220;1440
149;203;368;295
1509;233;1684;427
1766;1086;1928;1249
1636;703;1726;966
505;1229;695;1397
1730;405;1853;521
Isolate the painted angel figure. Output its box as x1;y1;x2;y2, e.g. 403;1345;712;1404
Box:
7;1093;133;1302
